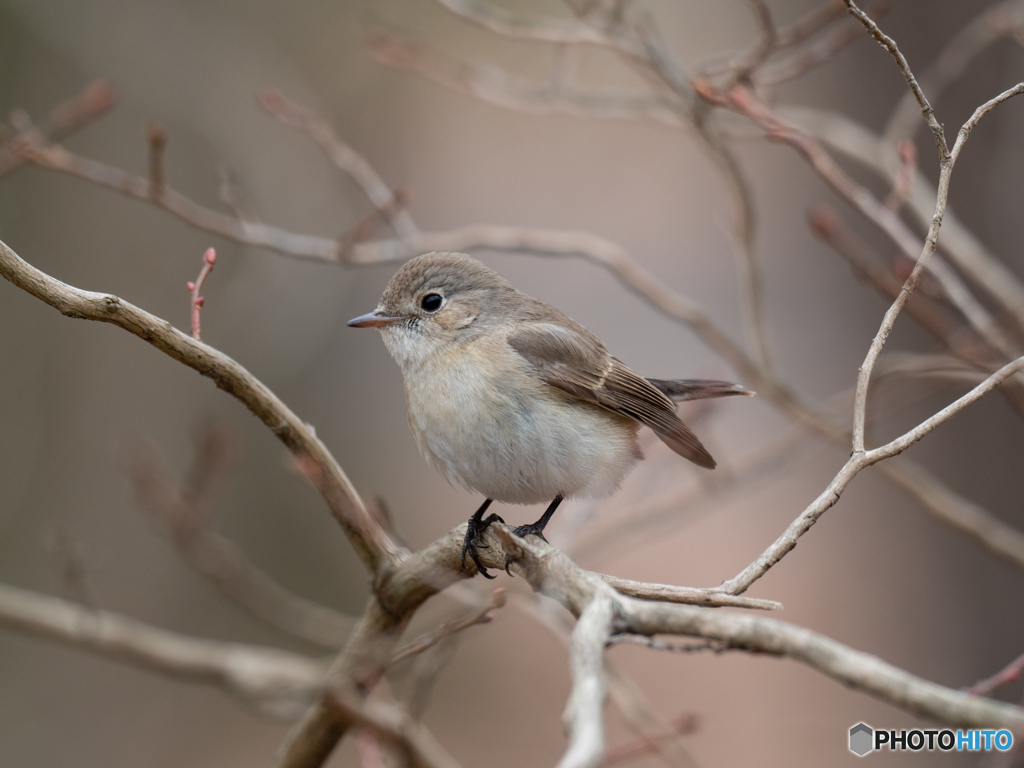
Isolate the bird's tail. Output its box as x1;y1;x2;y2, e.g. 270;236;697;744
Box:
646;378;755;403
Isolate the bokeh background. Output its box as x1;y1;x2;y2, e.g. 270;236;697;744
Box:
1;0;1023;766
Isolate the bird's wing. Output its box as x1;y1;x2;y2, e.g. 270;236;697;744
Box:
647;378;754;402
507;322;716;468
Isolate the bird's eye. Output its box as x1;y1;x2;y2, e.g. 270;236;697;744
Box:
420;293;443;312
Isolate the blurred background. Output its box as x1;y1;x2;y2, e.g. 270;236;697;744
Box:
1;0;1023;766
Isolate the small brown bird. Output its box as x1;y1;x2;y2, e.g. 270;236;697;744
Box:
349;252;751;577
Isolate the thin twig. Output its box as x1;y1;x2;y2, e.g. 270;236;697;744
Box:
885;0;1024;143
853;82;1024;453
884;139;917;211
720;353;1024;594
430;0;623;46
388;588;505;666
968;651;1024;697
843;0;949;159
808;203;1024;417
367;31;682;127
323;682;464;768
187;247;216;341
0;78;116;176
146;121;167;199
600;712;699;768
258;88;418;239
218;164;261;223
755;1;892;86
785;105;1024;330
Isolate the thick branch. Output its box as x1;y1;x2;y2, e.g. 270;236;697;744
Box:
559;585;615;768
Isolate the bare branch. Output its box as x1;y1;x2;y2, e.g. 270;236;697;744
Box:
258;89;418;239
843;0;949;159
868;354;1024;462
721;354;1024;595
878;458;1024;574
388;588;505;666
514;594;702;768
431;0;622;46
701;84;1018;363
323;683;465;768
498;529;1024;730
276;599;412;768
0;238;398;574
885;0;1024;143
950;82;1024;164
698;130;774;379
368;31;682;127
599;575;780;610
600;712;699;768
718;0;777;83
14;136;342;262
146;121;167;199
608;635;728;654
218;164;261;223
785;105;1024;329
754;1;892;86
127;434;355;649
884;139;917;211
187;246;217;341
558;585;615;768
808;203;1024;417
968;650;1024;697
0;78;116;176
853;82;1024;453
0;581;325;720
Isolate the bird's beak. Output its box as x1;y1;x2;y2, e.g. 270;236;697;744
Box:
347;310;404;328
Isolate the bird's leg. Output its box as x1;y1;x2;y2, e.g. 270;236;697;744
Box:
512;495;563;543
461;498;504;579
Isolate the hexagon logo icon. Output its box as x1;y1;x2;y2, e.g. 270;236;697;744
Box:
849;723;874;757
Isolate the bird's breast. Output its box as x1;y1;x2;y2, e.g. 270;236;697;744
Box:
401;340;641;504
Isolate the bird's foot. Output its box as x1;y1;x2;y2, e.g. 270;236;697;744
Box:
511;522;550;543
461;512;504;579
503;522;550;575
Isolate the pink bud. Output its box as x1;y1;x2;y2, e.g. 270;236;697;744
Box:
195;297;205;308
203;247;216;265
187;281;195;291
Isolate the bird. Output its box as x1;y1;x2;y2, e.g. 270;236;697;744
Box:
348;252;752;577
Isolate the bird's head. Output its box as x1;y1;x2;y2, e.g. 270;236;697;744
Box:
347;251;516;368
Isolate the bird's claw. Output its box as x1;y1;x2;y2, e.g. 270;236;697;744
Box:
461;512;504;578
503;523;550;574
